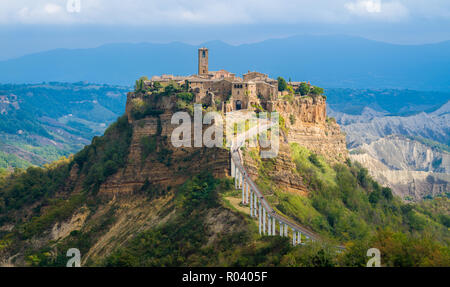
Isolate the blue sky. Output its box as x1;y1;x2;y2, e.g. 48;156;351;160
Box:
1;0;450;60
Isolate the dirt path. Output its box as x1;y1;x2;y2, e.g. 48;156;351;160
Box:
224;196;250;216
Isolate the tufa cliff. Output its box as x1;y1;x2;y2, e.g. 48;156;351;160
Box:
268;96;347;163
98;87;347;196
98;92;230;195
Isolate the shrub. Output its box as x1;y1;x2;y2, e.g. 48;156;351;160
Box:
176;92;194;102
308;153;322;169
140;135;157;160
289;114;296;125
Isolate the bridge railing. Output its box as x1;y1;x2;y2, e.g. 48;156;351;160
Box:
228;119;319;245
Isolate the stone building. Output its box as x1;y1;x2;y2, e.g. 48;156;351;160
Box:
148;47;280;113
198;47;209;76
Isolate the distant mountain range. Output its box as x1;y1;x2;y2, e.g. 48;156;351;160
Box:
1;35;450;91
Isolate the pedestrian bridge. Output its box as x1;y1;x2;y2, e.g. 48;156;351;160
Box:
228;113;319;246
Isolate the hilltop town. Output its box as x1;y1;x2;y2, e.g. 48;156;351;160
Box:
143;48;321;114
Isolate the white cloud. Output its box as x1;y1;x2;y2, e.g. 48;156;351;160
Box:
346;0;381;14
0;0;447;26
44;3;63;14
345;0;409;21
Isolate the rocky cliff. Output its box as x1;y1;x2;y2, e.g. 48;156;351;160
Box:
350;135;450;201
98;92;230;195
330;103;450;201
100;91;347;196
270;96;348;163
240;96;348;195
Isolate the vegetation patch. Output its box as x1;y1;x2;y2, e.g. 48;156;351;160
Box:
73;114;132;193
248;143;449;265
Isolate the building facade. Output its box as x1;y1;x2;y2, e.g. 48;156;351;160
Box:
148;48;280;113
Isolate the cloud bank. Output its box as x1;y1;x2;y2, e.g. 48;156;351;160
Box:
0;0;448;26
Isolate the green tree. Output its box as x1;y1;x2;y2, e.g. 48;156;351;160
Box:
152;81;162;91
182;80;190;91
298;82;310;95
311;86;324;95
277;77;287;91
134;76;148;93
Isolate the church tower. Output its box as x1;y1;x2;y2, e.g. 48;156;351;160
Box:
198;47;209;76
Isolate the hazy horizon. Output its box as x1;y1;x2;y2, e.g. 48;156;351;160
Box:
2;0;450;60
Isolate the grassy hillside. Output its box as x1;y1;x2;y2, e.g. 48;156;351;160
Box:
244;144;449;265
0;82;130;169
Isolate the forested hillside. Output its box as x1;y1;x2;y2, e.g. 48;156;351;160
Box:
0;82;129;169
0;86;448;266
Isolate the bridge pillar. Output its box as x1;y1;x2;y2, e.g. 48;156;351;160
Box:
250;191;253;217
297;232;301;245
239;172;243;189
292;230;297;246
258;202;262;235
238;170;241;188
279;221;283;235
234;169;238;189
263;208;266;235
246;184;250;205
269;216;274;235
284;224;288;237
272;217;275;235
241;179;245;204
253;193;257;217
268;216;271;235
231;159;235;177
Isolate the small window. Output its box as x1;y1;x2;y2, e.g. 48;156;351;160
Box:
202;50;206;57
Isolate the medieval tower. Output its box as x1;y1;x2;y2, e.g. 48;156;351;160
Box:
198;47;209;75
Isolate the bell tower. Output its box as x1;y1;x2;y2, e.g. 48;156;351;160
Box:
198;47;209;76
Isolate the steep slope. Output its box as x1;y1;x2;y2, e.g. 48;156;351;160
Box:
354;135;449;173
350;136;449;201
329;106;450;149
0;82;448;267
328;98;450;200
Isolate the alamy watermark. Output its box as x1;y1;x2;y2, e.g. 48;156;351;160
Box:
170;104;279;158
367;248;381;267
66;0;81;13
66;248;81;267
